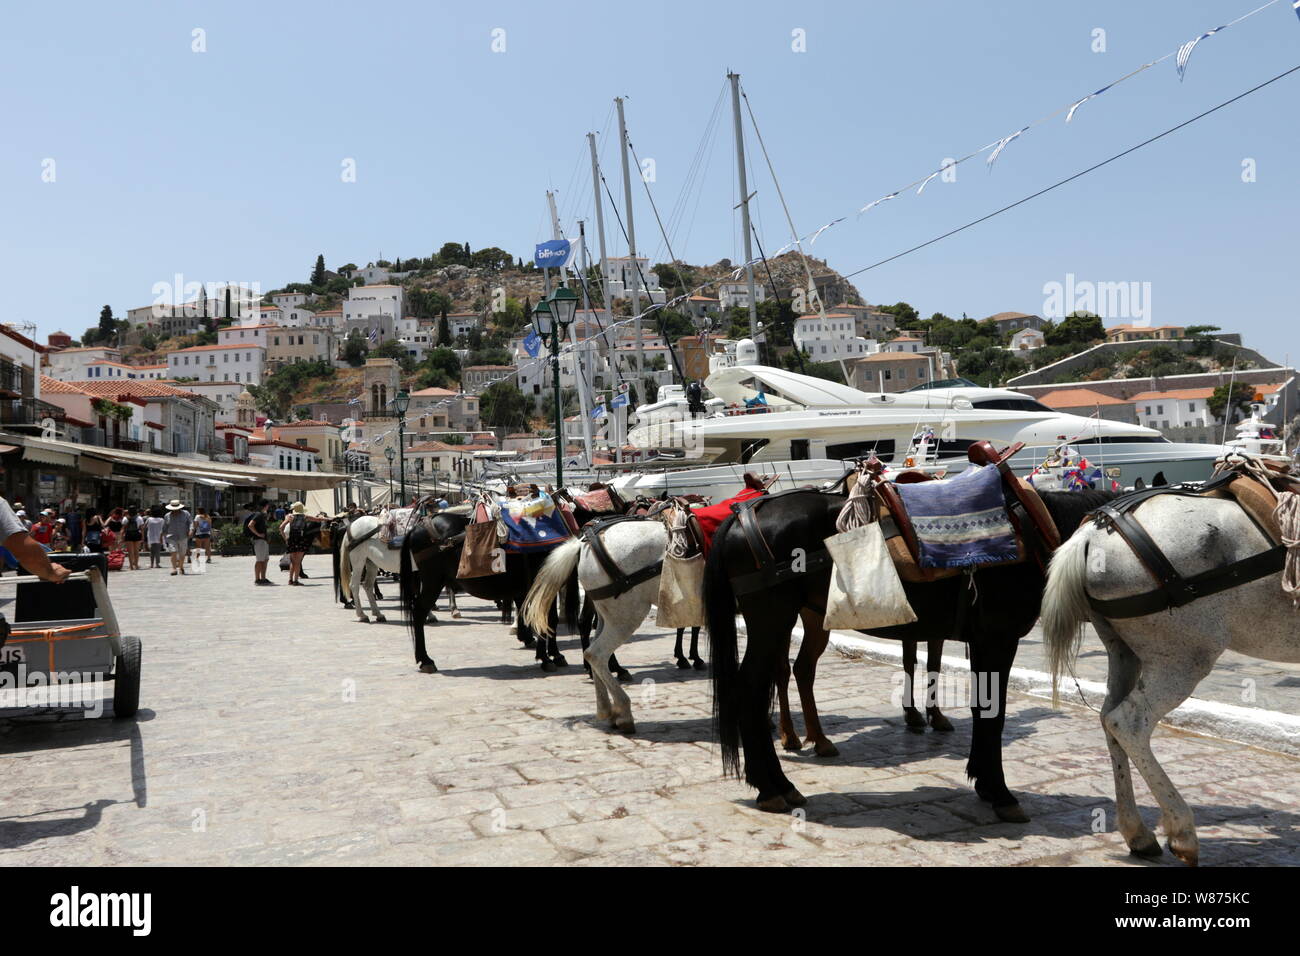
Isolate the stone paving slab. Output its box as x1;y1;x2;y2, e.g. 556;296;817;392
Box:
0;554;1296;866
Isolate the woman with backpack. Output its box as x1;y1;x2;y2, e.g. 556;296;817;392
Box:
123;505;144;570
192;508;213;564
84;508;104;552
279;501;315;586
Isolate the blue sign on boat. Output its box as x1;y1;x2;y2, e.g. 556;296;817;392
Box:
534;239;575;269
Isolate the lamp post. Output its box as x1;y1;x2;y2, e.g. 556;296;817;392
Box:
394;388;410;503
534;286;578;490
415;456;424;498
384;445;395;501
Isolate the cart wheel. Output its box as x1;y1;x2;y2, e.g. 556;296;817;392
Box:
113;635;142;719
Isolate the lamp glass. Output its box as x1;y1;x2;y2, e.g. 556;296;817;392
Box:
384;446;395;461
531;299;553;338
549;286;578;329
394;389;410;415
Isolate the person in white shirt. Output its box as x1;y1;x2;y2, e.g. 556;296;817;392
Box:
144;506;166;569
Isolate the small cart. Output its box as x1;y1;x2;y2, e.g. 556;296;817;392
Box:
0;565;141;718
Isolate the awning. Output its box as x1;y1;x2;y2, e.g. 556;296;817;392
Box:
184;475;233;489
22;445;77;468
7;434;350;490
79;456;113;477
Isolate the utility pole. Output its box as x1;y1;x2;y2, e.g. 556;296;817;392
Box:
728;71;760;341
615;97;643;379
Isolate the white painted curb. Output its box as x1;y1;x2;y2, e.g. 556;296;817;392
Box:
784;627;1300;759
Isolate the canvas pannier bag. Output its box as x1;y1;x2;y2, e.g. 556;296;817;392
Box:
656;552;705;628
457;520;501;579
823;466;917;630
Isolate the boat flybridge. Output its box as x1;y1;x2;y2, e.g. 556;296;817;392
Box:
619;346;1236;500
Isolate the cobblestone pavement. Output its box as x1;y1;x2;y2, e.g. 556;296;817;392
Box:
0;554;1296;866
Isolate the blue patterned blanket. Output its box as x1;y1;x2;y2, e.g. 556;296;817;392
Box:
497;509;571;553
893;464;1018;569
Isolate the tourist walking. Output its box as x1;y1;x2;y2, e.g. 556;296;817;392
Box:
163;499;192;575
123;505;143;570
84;508;104;552
192;508;213;563
144;506;165;568
246;500;275;586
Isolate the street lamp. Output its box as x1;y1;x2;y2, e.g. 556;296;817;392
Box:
384;445;395;501
394;388;410;503
534;286;578;490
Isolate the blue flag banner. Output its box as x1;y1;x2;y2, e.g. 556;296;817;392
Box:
523;330;542;358
590;404;606;420
610;392;629;410
1295;0;1300;22
534;239;576;269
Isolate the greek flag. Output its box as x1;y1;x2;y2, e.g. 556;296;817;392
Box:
1295;0;1300;22
523;330;542;358
1065;83;1115;123
590;404;606;420
610;391;629;410
1176;24;1226;81
367;324;379;344
858;191;898;215
987;127;1028;169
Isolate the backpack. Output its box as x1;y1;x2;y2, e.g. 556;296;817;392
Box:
291;514;307;537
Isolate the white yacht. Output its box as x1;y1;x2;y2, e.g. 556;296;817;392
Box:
620;345;1234;499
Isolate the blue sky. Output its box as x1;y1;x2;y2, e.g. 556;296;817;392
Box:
3;0;1298;360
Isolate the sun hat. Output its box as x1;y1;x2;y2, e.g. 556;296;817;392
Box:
290;502;306;513
15;509;26;517
165;499;184;511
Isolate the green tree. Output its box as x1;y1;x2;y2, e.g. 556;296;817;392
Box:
342;330;368;367
437;312;451;346
469;247;512;271
480;381;529;428
1208;382;1256;423
311;254;326;287
1043;311;1104;348
423;347;461;382
98;305;115;339
437;242;468;265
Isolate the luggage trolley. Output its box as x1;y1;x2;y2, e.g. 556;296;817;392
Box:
0;562;141;719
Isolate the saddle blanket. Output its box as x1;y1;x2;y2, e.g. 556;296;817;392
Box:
379;508;416;548
693;487;766;555
893;464;1017;569
497;493;572;553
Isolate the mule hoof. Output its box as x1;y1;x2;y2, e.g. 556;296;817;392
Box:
452;612;462;619
615;719;636;734
675;658;691;670
928;710;955;732
553;655;568;668
903;707;927;731
811;738;839;758
780;735;804;753
615;670;632;683
1128;835;1163;859
756;795;790;814
1167;840;1199;867
358;617;371;624
374;614;386;623
541;660;557;673
692;659;707;672
418;662;438;674
783;788;808;808
993;801;1030;824
521;637;536;649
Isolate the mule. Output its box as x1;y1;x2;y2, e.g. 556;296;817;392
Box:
398;511;577;674
338;513;407;623
707;486;1109;820
1042;490;1300;865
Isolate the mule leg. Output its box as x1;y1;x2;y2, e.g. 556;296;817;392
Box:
674;628;690;669
901;639;926;730
793;608;838;757
967;633;1026;823
925;638;953;731
688;626;706;670
368;564;387;623
738;604;805;812
1095;623;1157;857
775;655;802;752
548;598;568;668
585;597;647;733
608;653;631;682
413;580;439;673
1104;645;1219;866
447;586;461;619
352;561;371;622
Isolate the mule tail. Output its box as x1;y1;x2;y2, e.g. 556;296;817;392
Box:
1041;526;1093;706
522;537;582;638
706;516;742;779
338;528;355;603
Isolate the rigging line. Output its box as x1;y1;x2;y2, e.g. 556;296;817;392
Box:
750;224;805;375
628;140;695;322
739;84;829;326
664;83;725;244
841;62;1300;283
598;168;687;384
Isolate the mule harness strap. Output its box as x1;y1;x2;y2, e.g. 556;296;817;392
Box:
1087;470;1284;618
581;517;663;601
729;496;832;598
346;524;382;552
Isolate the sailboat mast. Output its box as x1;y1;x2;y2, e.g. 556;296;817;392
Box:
573;221;595;466
588;131;622;464
615;97;644;381
728;71;760;340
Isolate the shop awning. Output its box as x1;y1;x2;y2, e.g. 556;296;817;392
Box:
5;434;350;490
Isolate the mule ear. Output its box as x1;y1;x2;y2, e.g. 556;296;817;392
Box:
1153;471;1167;486
1134;477;1146;490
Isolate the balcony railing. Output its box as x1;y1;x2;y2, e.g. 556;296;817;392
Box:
0;397;65;429
0;358;31;398
84;428;149;453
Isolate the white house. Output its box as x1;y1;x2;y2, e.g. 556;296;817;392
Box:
718;280;767;311
218;324;275;349
44;346;122;381
793;313;878;363
166;343;266;386
83;361;168;381
345;284;404;341
602;256;666;305
180;381;246;423
1009;328;1046;352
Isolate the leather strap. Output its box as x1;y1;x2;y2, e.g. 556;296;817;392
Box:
581;518;663;601
1089;544;1285;618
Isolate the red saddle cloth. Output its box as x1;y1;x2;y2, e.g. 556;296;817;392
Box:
692;487;766;555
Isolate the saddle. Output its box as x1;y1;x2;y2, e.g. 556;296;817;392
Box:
582;515;663;600
868;442;1060;583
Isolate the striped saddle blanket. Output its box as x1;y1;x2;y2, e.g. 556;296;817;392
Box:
893;464;1018;570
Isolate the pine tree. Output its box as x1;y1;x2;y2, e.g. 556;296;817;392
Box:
98;305;115;337
463;242;470;261
311;254;326;287
437;310;451;346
